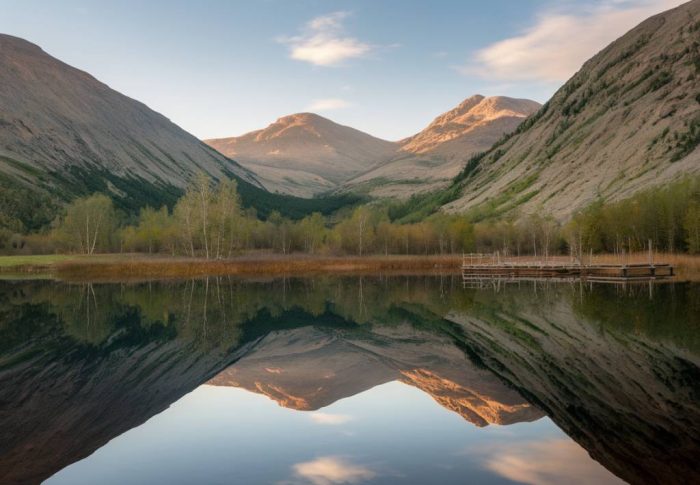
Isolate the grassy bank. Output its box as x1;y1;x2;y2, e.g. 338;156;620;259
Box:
1;252;698;282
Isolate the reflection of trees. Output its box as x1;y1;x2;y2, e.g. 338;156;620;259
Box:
1;277;697;353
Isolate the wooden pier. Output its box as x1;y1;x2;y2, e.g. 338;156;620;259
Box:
461;253;673;283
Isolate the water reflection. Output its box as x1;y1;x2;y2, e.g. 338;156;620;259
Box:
0;276;697;484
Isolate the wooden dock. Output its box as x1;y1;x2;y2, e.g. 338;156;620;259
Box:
461;254;673;282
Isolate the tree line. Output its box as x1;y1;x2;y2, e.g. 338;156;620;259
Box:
2;174;698;257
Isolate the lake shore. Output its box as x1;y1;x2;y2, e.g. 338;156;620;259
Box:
0;253;462;281
0;252;698;282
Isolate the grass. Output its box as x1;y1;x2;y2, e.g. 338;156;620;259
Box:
0;253;151;278
0;254;70;267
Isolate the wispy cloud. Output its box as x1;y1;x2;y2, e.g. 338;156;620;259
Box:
280;12;372;66
459;0;685;83
292;456;376;485
482;439;625;485
309;412;353;425
305;98;352;112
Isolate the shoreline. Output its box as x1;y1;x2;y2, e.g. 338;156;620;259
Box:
0;253;698;282
0;254;463;282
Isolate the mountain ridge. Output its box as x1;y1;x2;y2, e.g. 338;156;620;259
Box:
343;95;541;198
0;34;361;227
206;95;540;198
0;34;261;187
438;0;700;219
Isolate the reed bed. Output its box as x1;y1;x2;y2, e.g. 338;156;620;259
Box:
53;254;463;282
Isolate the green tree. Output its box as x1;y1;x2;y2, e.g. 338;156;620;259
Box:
56;194;117;254
685;202;700;254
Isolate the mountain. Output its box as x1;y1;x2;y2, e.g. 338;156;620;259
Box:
206;97;539;199
206;113;398;197
446;284;700;485
208;325;542;427
0;34;362;228
439;1;700;219
400;95;542;156
0;35;264;211
343;95;541;198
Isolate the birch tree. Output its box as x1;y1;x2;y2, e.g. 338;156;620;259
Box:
58;194;116;254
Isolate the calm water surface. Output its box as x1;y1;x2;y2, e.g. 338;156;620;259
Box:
0;276;698;484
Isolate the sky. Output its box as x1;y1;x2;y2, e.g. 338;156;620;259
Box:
0;0;686;140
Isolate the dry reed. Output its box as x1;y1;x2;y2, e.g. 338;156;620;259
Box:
53;254;463;282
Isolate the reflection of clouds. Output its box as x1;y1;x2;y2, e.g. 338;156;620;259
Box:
309;412;353;425
293;456;376;485
482;439;625;485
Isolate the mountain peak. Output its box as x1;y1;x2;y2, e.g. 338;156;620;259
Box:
275;112;328;125
205;112;397;196
401;95;541;154
454;94;486;111
0;33;43;52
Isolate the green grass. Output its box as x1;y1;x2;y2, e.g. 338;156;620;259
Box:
0;254;130;268
0;254;75;268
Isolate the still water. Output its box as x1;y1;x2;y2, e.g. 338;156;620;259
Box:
0;275;698;484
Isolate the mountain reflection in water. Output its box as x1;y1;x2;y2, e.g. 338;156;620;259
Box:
0;276;697;485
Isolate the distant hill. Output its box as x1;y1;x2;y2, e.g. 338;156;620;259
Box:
0;35;356;229
437;0;700;220
206;113;398;197
344;95;540;198
207;97;539;198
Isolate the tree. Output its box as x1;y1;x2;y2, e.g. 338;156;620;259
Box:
448;217;475;253
297;212;326;254
173;188;198;257
194;173;213;259
56;194;117;254
209;178;241;258
685;202;700;254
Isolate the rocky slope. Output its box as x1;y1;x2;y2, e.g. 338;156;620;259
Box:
206;113;398;197
0;34;262;216
344;96;540;198
442;1;700;219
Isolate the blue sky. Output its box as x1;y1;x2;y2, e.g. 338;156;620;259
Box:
0;0;684;140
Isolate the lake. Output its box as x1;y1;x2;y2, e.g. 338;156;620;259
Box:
0;275;698;484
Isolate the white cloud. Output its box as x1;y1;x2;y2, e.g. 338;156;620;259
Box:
481;439;625;485
309;412;353;425
280;12;372;66
305;98;352;112
460;0;686;82
292;456;376;485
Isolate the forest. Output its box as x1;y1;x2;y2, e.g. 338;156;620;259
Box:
1;173;698;258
